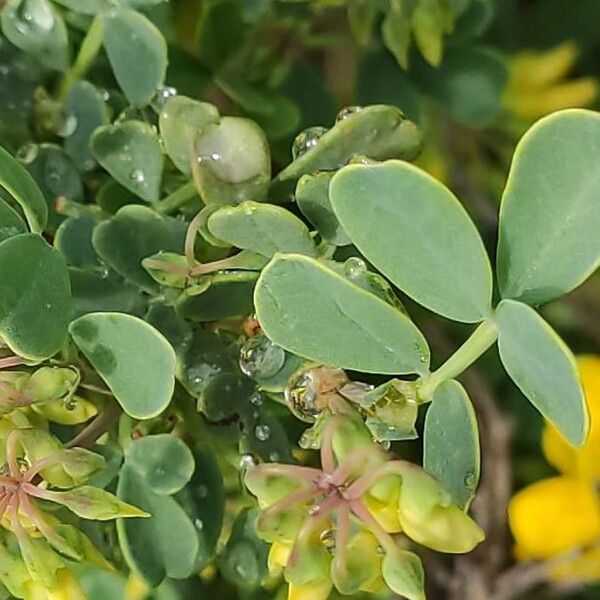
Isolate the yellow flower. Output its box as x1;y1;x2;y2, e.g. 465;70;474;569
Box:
508;356;600;581
23;569;86;600
503;41;598;120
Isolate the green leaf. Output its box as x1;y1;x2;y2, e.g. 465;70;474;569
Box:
0;145;47;233
424;379;480;509
92;205;185;293
331;161;492;322
16;535;63;587
41;485;148;520
382;0;411;69
175;271;257;322
91;120;164;202
1;0;69;71
52;0;99;13
102;7;167;106
0;233;71;360
159;96;219;175
381;551;425;600
54;215;101;269
63;81;110;172
497;109;600;305
274;105;422;186
207;201;316;258
192;116;271;205
0;197;27;243
296;172;350;246
254;254;430;375
124;434;194;495
69;312;176;419
495;299;588;446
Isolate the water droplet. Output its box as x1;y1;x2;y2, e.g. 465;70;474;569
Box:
239;453;258;471
194;518;203;530
268;451;279;461
320;528;336;550
254;423;270;441
343;256;367;280
15;0;54;35
238;335;285;379
0;65;9;76
57;112;77;137
336;105;363;122
291;126;327;160
197;485;208;498
249;392;263;407
63;395;77;411
130;169;145;183
151;85;177;112
285;370;320;422
16;143;38;164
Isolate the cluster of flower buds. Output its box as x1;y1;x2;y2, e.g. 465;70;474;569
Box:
245;411;484;600
0;417;145;599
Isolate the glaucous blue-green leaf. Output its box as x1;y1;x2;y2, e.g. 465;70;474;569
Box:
63;81;110;172
331;161;493;322
69;312;176;419
0;233;71;360
159;96;219;175
273;105;422;186
92;205;185;293
255;254;430;375
192;116;271;205
69;267;146;318
207;201;316;258
54;216;100;268
296;172;350;246
175;271;257;322
102;8;167;106
117;436;222;586
424;379;480;509
1;0;69;71
52;0;99;13
497;109;600;305
495;299;588;446
91;120;164;202
0;145;47;233
124;435;194;496
381;551;425;600
0;197;26;243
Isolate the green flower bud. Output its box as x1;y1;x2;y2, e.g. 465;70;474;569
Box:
244;468;306;509
22;367;79;404
284;529;331;588
331;530;382;594
381;550;425;600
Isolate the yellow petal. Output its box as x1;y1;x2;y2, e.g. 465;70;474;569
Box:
509;476;600;560
364;475;403;533
551;545;600;583
24;569;86;600
268;540;292;573
543;355;600;481
287;579;332;600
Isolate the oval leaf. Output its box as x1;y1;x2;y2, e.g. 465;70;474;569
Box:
497;109;600;304
91;120;164;202
0;233;71;360
207;201;316;258
495;299;588;446
424;380;480;509
102;8;167;106
254;254;430;375
0;145;47;233
69;312;176;419
331;160;493;322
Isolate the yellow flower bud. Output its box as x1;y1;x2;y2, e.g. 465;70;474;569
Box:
287;579;332;600
364;475;403;533
23;568;86;600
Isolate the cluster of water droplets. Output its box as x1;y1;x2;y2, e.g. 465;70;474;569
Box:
238;334;285;380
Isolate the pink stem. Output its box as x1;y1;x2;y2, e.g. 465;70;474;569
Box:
350;499;398;554
346;460;410;499
0;356;23;369
20;483;54;501
309;492;341;519
18;490;67;549
0;492;12;523
189;255;239;276
0;476;17;489
9;495;26;541
258;486;321;521
185;207;211;268
329;446;383;488
320;416;342;474
23;453;62;483
142;258;190;276
335;501;350;567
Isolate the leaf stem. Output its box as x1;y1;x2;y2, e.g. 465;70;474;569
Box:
58;16;105;102
350;499;397;554
154;180;198;215
66;402;122;449
0;356;24;369
418;319;498;401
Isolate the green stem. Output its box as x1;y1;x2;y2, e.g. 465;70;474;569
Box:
154;180;198;215
418;319;498;401
58;16;104;102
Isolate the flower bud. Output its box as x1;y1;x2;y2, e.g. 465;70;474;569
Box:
331;530;382;594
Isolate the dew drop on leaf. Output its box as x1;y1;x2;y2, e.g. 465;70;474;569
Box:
336;105;363;122
291;126;327;160
254;423;270;441
238;335;285;379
